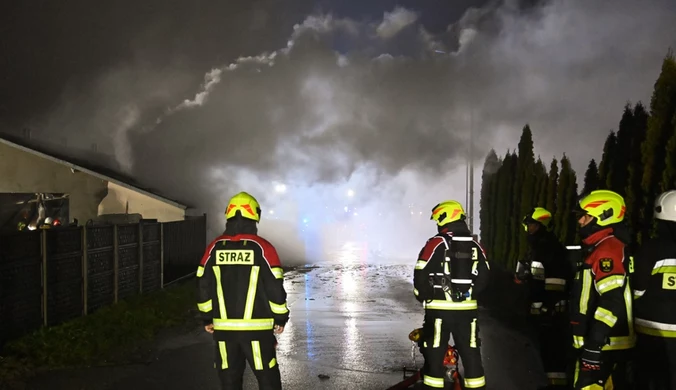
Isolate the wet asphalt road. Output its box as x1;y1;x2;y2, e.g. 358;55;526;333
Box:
27;262;547;390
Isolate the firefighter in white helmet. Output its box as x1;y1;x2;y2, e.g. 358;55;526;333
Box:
633;189;676;389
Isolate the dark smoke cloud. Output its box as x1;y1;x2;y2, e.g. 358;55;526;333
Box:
7;0;676;263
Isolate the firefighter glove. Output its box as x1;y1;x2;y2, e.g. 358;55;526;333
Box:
580;346;602;371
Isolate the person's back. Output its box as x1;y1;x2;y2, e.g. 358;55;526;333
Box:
413;200;489;390
197;192;289;390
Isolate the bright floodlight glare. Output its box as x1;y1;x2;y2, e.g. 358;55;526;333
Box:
269;210;274;214
274;183;287;193
347;189;355;197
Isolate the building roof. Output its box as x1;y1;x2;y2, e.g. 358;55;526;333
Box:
0;134;188;210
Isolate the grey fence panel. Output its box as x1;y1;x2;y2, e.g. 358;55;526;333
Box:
0;216;206;345
45;227;83;326
117;224;139;300
163;216;206;284
86;226;115;313
142;223;161;293
0;231;42;346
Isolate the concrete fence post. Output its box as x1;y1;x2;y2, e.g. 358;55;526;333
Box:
41;229;48;327
113;225;119;303
138;222;144;293
82;226;88;315
160;223;165;289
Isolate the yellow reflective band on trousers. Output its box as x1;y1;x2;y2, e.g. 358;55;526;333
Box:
244;266;260;319
415;260;427;270
464;376;486;388
594;307;618;327
546;372;567;386
545;278;566;291
269;301;289;315
423;299;478;310
413;288;419;296
197;265;205;278
198;299;212;313
269;358;277;368
270;266;284;279
635;318;676;338
470;318;477;348
580;269;592;315
433;319;442;348
423;375;444;388
213;267;228;318
213;318;275;331
218;341;228;369
251;340;264;370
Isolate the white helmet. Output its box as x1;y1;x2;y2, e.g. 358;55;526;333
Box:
655;190;676;222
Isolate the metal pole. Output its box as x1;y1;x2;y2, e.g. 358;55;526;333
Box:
469;109;475;233
465;150;469;210
82;227;88;316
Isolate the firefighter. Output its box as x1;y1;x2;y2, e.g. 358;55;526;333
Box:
196;192;290;390
633;189;676;389
569;190;634;389
413;200;490;390
515;207;571;389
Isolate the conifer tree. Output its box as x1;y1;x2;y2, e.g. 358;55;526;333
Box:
659;52;676;196
513;125;536;262
535;158;548;207
582;159;600;195
505;152;519;268
546;158;559;216
494;151;515;266
624;102;649;248
598;131;617;187
641;51;676;240
563;159;579;245
610;104;635;196
555;154;575;243
480;150;500;257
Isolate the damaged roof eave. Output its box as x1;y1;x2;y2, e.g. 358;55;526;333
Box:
0;138;188;210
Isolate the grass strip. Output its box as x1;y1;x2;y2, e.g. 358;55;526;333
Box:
0;279;197;386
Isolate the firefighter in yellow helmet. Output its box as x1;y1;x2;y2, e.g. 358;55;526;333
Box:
515;207;572;389
569;190;634;389
196;192;290;390
413;200;490;389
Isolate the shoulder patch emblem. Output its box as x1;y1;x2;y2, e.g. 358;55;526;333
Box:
600;258;613;273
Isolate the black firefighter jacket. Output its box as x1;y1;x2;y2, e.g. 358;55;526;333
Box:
633;220;676;338
413;224;490;311
196;233;290;339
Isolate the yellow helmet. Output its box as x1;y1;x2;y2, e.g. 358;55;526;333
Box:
225;192;261;222
576;189;626;227
522;207;552;231
430;200;466;226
